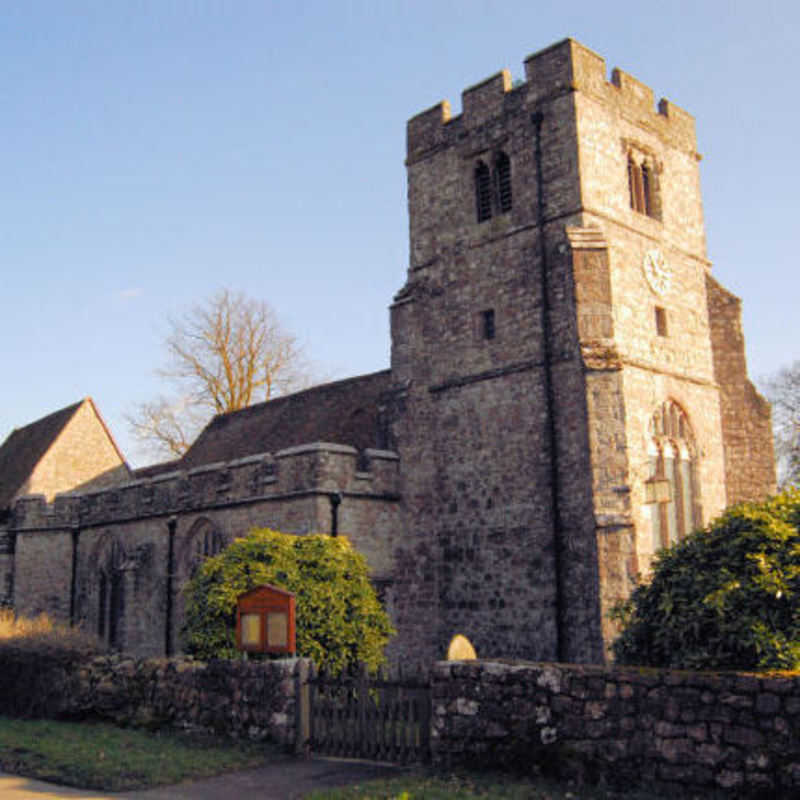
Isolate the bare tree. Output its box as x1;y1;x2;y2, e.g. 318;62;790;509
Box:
129;289;312;461
764;360;800;487
127;396;205;460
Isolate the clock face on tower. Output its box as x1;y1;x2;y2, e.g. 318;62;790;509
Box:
643;249;671;296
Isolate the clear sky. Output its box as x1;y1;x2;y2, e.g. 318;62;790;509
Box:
2;1;798;468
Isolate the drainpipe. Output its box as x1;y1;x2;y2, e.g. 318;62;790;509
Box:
165;517;177;657
328;492;342;537
532;110;567;663
69;527;81;625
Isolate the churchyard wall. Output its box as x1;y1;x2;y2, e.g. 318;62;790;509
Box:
0;653;307;749
431;660;800;796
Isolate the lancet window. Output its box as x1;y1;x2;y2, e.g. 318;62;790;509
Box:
95;537;126;649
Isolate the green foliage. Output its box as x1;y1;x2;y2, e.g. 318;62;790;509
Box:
182;529;394;674
0;611;106;717
612;488;800;671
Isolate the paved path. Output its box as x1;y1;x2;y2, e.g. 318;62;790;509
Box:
0;758;406;799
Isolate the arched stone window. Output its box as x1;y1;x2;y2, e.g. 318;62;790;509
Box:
92;535;126;649
474;153;512;223
179;518;225;579
646;400;700;549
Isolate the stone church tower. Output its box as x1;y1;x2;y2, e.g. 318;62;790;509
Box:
387;39;774;664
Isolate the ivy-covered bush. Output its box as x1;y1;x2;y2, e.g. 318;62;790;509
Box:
182;529;394;673
612;489;800;671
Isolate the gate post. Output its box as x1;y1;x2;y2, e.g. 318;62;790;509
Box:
295;659;311;755
357;661;368;749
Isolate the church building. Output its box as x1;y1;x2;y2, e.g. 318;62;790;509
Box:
0;40;775;665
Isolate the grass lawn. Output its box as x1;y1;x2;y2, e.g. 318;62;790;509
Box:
304;770;711;800
0;716;277;792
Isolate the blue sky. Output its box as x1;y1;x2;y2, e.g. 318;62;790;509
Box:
2;1;798;467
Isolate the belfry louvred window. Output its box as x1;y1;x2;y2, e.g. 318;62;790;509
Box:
475;161;492;222
641;163;652;216
475;151;512;222
495;152;512;213
628;153;657;218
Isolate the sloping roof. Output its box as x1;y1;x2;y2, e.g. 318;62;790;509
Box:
132;459;183;480
181;370;392;469
0;400;83;510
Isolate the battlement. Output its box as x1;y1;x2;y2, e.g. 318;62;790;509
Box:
10;443;400;532
407;38;697;160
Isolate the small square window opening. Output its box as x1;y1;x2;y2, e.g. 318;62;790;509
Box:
481;309;496;340
655;306;668;337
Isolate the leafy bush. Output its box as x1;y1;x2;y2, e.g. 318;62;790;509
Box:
0;611;105;717
0;610;103;660
182;529;394;673
612;489;800;671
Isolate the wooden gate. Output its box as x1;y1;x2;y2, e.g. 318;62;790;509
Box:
306;662;431;763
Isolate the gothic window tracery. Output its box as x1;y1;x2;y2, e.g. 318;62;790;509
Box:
646;400;700;549
181;518;225;579
93;536;126;648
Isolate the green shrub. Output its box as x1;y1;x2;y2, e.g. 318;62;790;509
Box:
0;611;105;717
182;529;394;673
0;610;104;660
612;489;800;671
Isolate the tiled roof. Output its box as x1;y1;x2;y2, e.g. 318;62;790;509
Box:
0;401;83;510
181;370;392;469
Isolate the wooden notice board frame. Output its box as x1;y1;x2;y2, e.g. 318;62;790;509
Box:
235;584;296;654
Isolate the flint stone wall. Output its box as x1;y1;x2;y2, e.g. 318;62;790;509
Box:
0;653;309;749
431;660;800;797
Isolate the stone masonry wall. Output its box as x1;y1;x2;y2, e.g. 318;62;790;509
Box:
391;38;607;667
432;660;800;797
19;399;130;502
0;653;308;749
571;39;729;582
11;444;400;657
567;228;635;649
707;276;776;503
0;527;14;607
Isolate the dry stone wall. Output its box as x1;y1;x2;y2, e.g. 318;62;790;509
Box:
431;660;800;797
0;652;307;748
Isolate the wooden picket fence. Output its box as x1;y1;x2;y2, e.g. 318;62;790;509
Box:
304;662;431;763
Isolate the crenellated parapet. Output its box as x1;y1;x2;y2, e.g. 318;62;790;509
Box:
10;443;401;532
407;38;697;162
